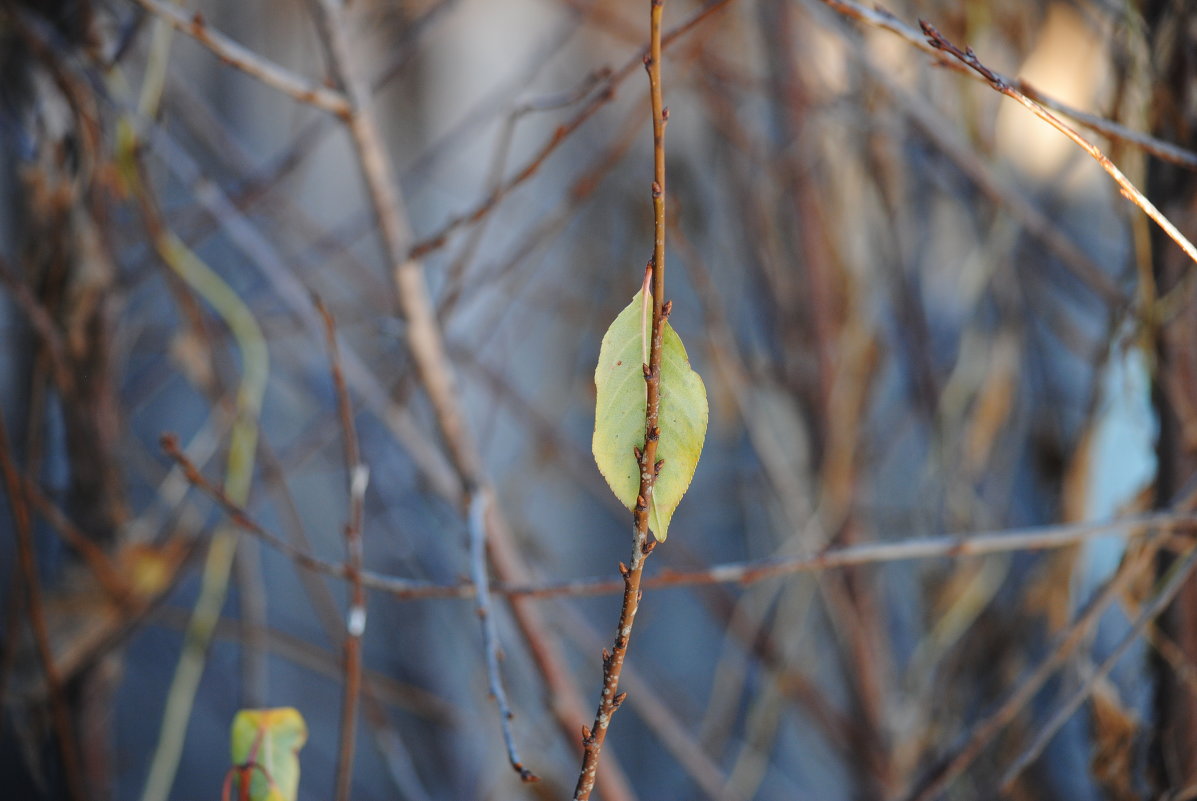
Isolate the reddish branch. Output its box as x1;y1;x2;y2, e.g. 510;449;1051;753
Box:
0;415;86;801
315;299;369;801
573;1;670;798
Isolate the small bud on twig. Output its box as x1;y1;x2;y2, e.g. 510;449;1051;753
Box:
613;692;628;708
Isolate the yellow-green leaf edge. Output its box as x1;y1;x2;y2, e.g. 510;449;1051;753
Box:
593;290;708;540
230;707;308;801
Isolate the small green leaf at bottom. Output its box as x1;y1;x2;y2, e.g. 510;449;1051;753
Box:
592;290;708;541
230;707;308;801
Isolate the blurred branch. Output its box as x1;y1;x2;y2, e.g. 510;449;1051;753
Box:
468;493;537;782
306;0;540;783
314;299;371;801
901;526;1178;801
163;438;1197;602
816;0;1197;170
133;151;270;801
128;0;352;117
407;0;736;262
0;415;86;801
998;543;1197;791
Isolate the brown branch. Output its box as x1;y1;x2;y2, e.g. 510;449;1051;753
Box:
816;0;1197;170
162;446;1195;602
314;298;370;801
920;21;1197;271
305;0;542;783
159;433;351;580
997;544;1197;791
129;0;351;117
405;0;735;263
899;522;1182;801
0;414;86;801
573;1;670;798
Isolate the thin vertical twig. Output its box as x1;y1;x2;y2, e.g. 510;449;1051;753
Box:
304;0;541;783
468;493;537;782
573;1;670;798
0;415;87;801
315;298;371;801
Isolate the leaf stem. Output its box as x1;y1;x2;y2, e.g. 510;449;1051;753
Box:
573;1;669;798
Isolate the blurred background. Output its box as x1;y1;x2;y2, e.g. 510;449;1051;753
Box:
2;0;1196;799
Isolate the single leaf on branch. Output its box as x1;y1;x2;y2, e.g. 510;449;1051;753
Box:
229;707;308;801
593;289;708;541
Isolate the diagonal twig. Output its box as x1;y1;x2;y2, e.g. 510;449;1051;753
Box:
128;0;351;117
997;544;1197;791
814;0;1197;170
304;0;542;783
919;21;1197;271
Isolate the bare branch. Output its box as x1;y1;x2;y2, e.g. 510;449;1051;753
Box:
574;0;670;795
919;21;1197;270
815;0;1197;169
314;298;371;801
997;544;1197;791
129;0;352;117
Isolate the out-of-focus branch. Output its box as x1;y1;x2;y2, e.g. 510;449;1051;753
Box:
815;0;1197;170
998;543;1197;791
900;523;1181;801
406;0;737;262
161;443;1195;602
314;299;371;801
0;416;86;801
468;494;537;782
128;0;352;117
306;0;539;783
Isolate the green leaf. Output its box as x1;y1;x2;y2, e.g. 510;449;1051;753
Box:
230;708;308;801
593;290;708;541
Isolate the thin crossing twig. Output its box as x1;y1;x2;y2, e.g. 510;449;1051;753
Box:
920;21;1197;271
156;445;1196;602
815;0;1197;170
899;522;1184;801
998;544;1197;791
305;0;540;782
129;0;351;117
